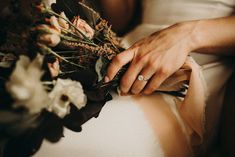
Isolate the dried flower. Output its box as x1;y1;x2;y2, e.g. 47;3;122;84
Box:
48;79;87;118
48;57;60;77
6;55;49;114
72;16;94;39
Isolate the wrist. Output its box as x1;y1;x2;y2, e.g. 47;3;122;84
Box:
172;20;203;54
187;20;205;52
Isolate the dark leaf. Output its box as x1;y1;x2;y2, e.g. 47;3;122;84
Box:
59;69;98;89
52;0;82;19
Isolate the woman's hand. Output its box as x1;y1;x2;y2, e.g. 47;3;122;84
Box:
105;22;197;95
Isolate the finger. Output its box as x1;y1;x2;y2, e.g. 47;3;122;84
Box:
105;48;137;82
119;57;145;93
143;70;169;95
130;64;156;94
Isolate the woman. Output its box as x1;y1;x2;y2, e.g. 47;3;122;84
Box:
36;0;235;156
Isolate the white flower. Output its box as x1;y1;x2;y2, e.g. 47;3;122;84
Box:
43;0;56;8
48;79;87;118
6;55;49;114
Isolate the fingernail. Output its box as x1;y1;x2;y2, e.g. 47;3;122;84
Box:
120;92;128;96
104;76;110;83
120;87;127;94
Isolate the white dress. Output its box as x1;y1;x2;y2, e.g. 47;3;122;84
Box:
35;0;235;157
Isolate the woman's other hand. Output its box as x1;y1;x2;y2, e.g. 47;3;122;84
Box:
105;22;197;95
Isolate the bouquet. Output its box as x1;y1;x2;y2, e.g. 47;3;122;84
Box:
0;0;186;156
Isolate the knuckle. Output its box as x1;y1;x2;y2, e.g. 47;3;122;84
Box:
114;55;124;66
135;55;149;66
147;60;157;69
140;55;148;63
157;67;170;77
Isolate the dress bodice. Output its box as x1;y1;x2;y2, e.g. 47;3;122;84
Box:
142;0;235;26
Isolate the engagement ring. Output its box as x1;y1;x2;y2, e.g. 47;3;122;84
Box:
137;75;149;81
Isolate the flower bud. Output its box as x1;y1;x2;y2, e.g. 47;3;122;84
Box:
58;12;69;29
50;16;61;32
34;24;60;35
72;16;94;39
38;33;61;47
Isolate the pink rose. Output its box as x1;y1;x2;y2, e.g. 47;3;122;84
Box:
72;16;94;39
50;12;69;32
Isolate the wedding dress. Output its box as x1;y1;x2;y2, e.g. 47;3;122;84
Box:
35;0;235;156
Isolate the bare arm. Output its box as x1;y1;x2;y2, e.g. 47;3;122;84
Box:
105;16;235;95
99;0;136;33
191;16;235;55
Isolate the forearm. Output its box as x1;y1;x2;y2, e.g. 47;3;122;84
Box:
99;0;136;33
190;16;235;55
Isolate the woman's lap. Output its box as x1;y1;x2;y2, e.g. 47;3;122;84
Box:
35;93;192;157
134;94;192;157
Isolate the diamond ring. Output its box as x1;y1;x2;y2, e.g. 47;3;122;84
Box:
137;75;149;81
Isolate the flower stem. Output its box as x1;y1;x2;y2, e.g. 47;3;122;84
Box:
46;9;93;43
60;70;78;74
60;34;98;47
42;81;54;85
50;50;85;68
41;46;86;69
55;50;78;54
